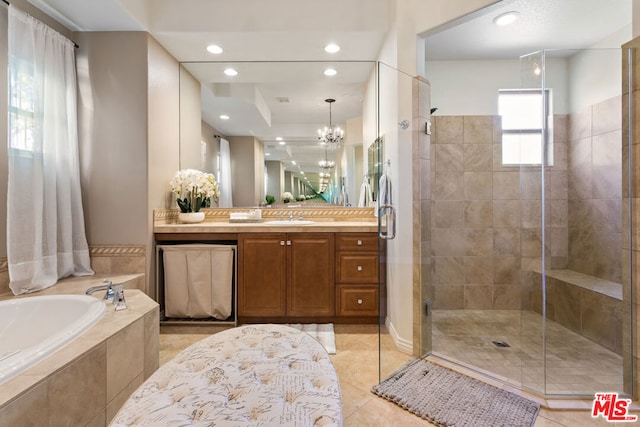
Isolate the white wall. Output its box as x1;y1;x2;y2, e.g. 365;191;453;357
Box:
365;0;498;354
358;0;498;354
568;26;631;113
179;66;202;170
426;59;570;115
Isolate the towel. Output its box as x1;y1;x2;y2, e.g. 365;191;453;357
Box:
358;176;373;207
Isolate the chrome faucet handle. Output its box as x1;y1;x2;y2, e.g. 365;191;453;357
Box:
112;284;127;311
102;280;114;301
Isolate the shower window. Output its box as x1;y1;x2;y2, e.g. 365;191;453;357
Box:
498;89;552;166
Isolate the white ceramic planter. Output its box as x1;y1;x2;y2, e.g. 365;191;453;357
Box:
178;212;205;223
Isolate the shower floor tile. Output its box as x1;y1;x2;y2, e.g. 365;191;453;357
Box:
432;309;624;396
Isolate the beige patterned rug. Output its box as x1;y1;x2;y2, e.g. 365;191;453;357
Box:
286;323;336;354
372;359;540;427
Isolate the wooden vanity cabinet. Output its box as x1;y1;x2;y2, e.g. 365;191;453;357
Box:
238;233;334;321
335;233;380;319
238;233;287;317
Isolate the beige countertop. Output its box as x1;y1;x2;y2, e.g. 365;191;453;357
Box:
154;221;379;234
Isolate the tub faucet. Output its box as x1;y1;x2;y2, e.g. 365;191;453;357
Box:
112;284;127;311
86;280;115;301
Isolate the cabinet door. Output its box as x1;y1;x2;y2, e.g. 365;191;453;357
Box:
238;234;286;317
287;233;335;317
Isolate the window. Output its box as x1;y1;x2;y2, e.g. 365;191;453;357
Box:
498;89;552;166
8;58;39;153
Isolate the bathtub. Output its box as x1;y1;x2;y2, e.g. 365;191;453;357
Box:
0;294;105;384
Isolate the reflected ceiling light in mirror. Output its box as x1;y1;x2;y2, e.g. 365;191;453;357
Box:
276;137;283;141
318;98;343;150
224;68;238;76
323;68;337;76
206;44;223;54
220;114;230;120
493;11;520;27
278;140;286;145
324;43;340;53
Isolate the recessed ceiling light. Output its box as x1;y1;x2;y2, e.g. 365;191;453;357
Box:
265;152;271;156
278;141;286;145
276;137;283;141
224;68;238;76
324;68;337;77
291;161;297;165
219;114;230;120
493;11;520;27
324;43;340;53
206;44;223;54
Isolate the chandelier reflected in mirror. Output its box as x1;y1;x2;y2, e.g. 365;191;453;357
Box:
318;145;334;193
318;98;344;150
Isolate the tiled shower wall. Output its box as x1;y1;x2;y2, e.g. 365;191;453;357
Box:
432;116;529;310
430;115;569;310
567;96;622;283
431;97;622;311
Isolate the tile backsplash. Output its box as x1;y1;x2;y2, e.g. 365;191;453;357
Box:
0;245;146;296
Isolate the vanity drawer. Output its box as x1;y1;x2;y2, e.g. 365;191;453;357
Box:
337;286;378;316
335;233;378;252
336;254;378;283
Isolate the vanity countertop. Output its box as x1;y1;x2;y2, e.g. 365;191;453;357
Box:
154;220;378;234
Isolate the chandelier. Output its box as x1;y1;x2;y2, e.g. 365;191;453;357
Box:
318;98;343;150
318;145;335;170
318;145;334;193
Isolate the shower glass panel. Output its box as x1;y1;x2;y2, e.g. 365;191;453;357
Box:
522;48;632;397
376;62;432;382
517;51;547;395
428;47;631;399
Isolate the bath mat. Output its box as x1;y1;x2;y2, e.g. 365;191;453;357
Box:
286;323;336;354
372;359;540;427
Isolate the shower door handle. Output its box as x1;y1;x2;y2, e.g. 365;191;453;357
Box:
378;204;396;240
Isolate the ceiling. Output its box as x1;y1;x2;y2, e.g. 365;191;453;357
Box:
26;0;633;190
424;0;632;60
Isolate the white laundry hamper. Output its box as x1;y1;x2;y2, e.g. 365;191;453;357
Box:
162;244;234;319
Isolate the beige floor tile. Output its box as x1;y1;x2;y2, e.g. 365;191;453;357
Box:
159;323;606;426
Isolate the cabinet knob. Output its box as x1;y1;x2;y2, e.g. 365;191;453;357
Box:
357;240;362;245
357;299;363;304
280;241;285;246
357;266;363;271
287;240;291;246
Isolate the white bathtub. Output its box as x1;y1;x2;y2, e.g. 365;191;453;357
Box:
0;294;105;384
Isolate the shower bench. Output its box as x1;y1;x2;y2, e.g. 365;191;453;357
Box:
111;324;342;426
531;268;622;354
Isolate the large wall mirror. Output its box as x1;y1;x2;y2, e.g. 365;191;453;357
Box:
179;61;376;208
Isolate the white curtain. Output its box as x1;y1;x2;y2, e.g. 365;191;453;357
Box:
7;6;93;294
218;138;233;208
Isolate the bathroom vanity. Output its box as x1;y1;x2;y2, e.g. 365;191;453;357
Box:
154;207;383;324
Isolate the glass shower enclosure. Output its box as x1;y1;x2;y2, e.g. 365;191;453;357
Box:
391;47;635;399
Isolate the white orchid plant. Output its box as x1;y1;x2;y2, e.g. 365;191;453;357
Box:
281;191;294;203
170;169;220;213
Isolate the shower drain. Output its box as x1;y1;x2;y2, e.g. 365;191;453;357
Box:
491;340;510;348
